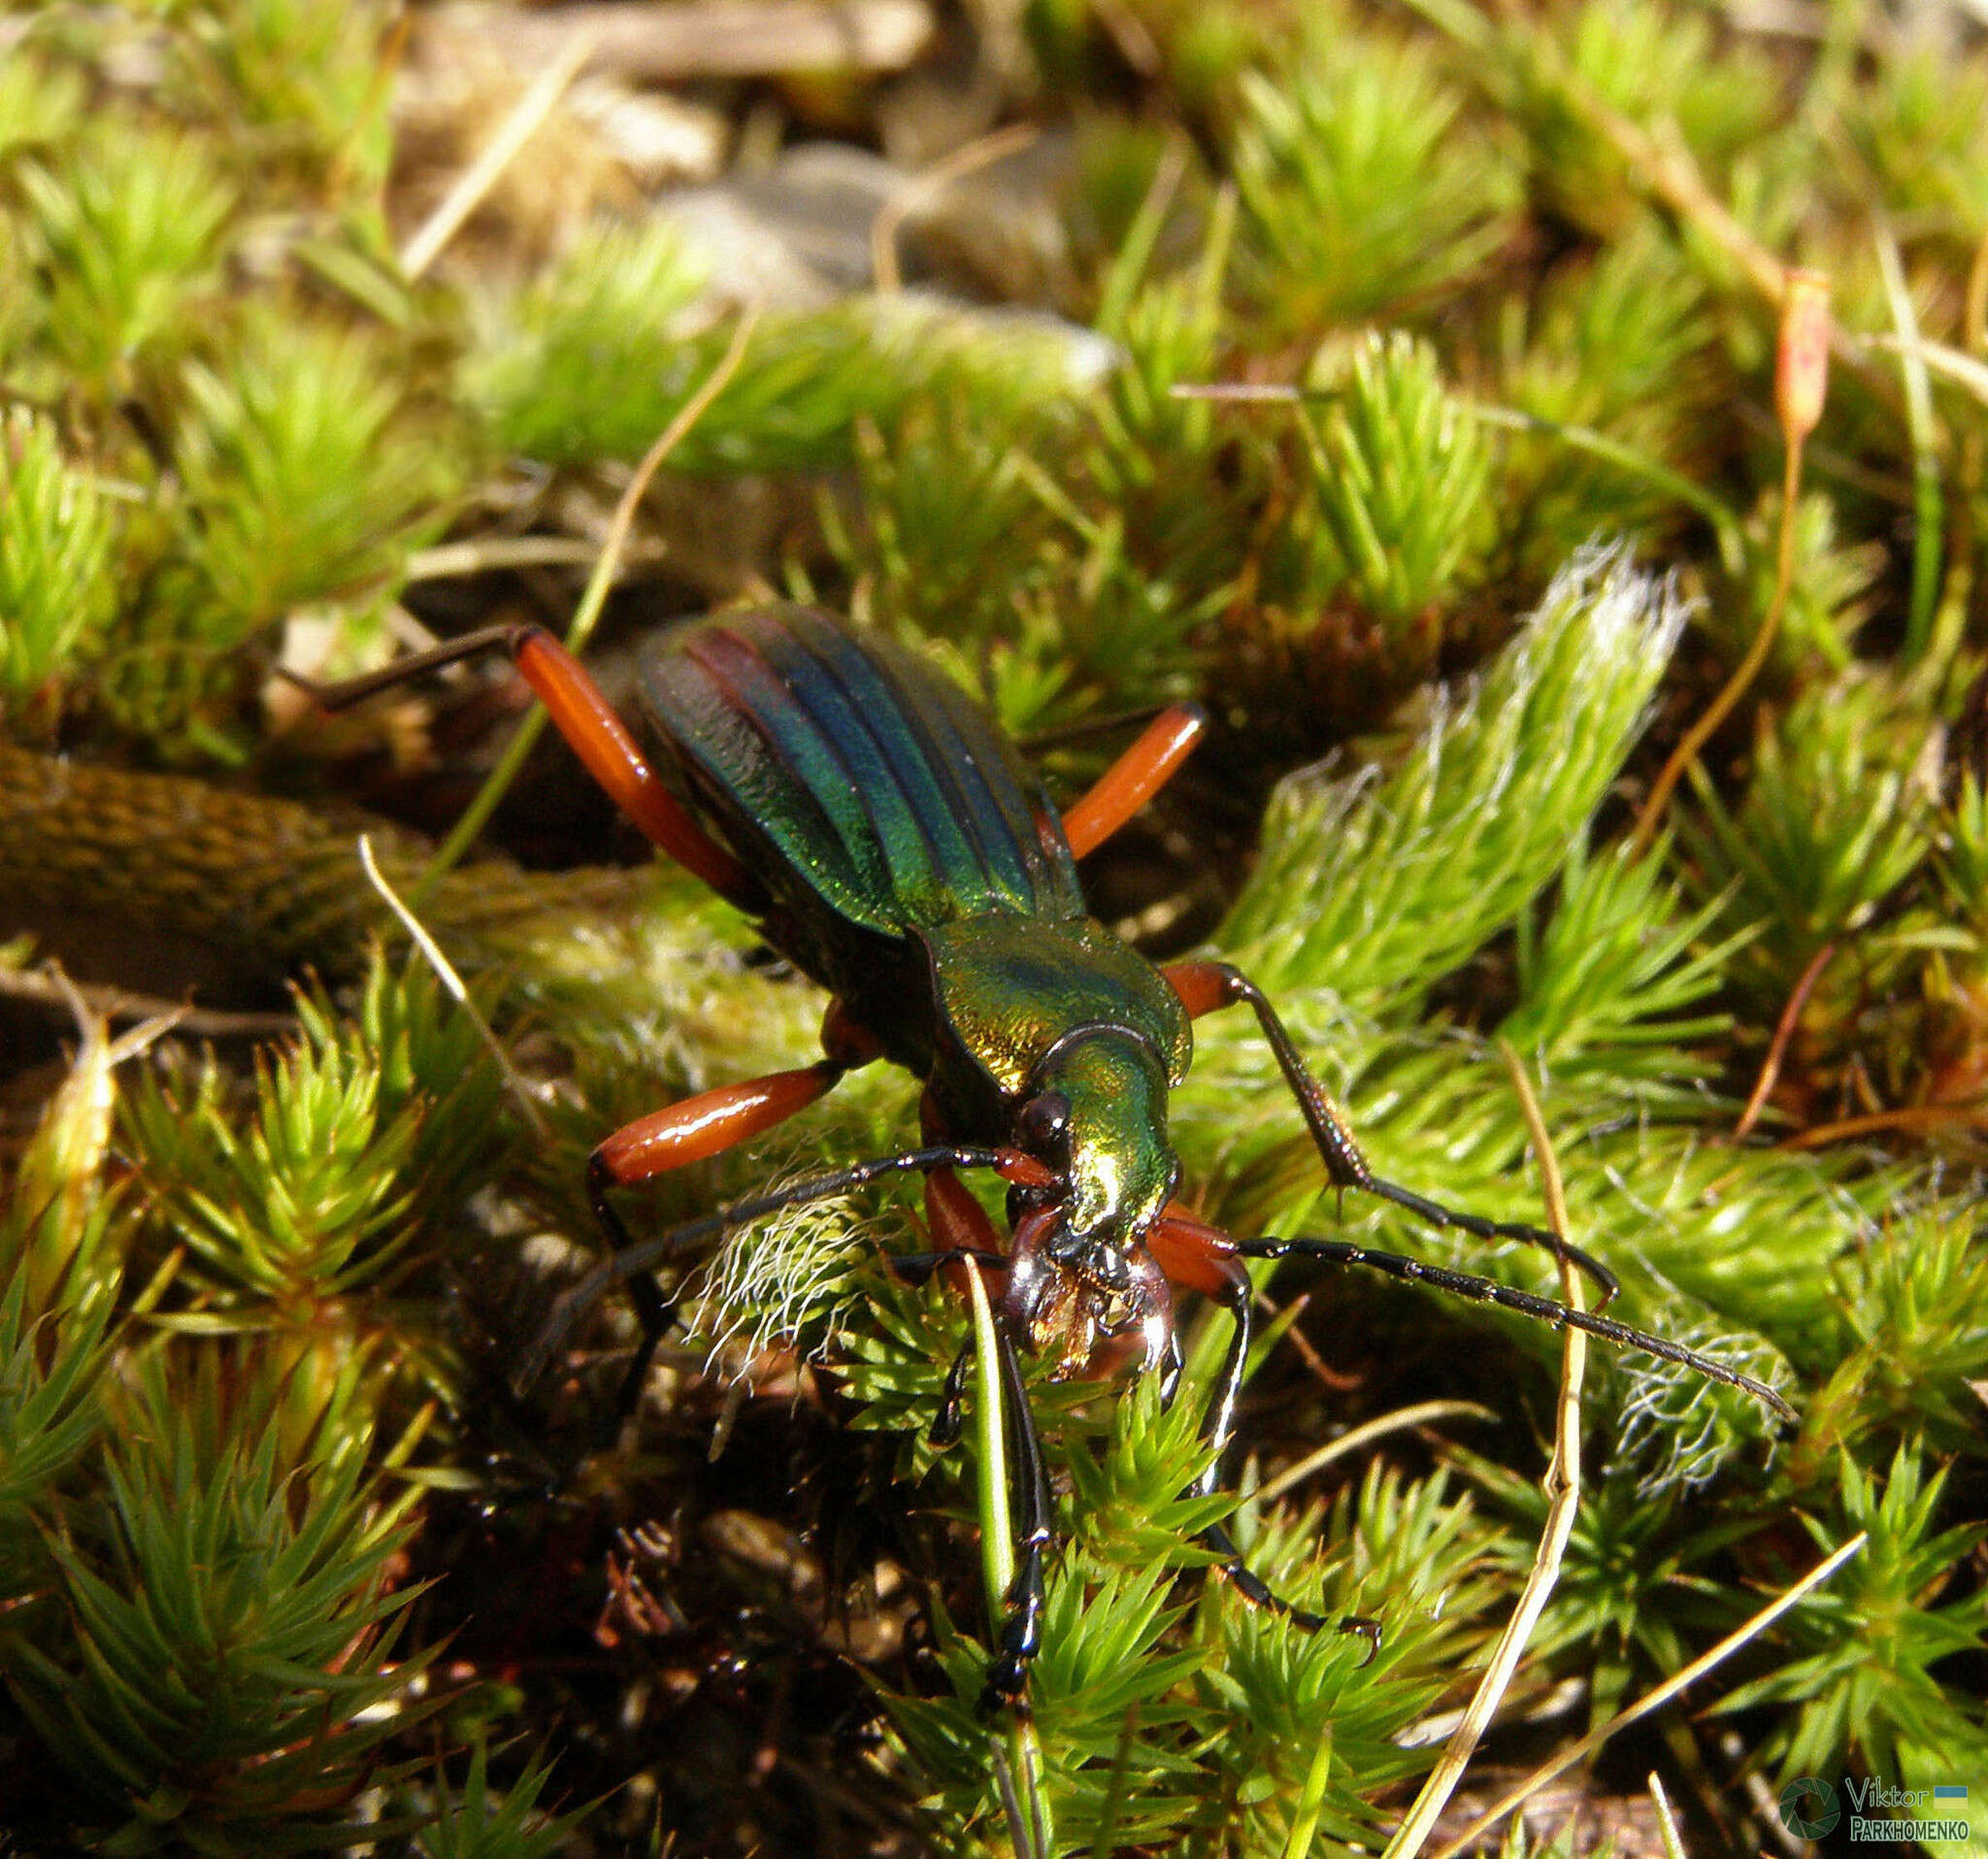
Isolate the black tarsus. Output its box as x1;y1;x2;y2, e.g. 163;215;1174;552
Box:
1363;1177;1620;1310
278;622;530;709
931;1341;974;1447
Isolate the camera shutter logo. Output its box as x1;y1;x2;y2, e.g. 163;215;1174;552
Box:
1780;1776;1840;1839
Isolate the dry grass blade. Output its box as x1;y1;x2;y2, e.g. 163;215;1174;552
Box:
579;302;763;655
1253;1401;1496;1506
1424;1533;1870;1859
398;29;598;280
1380;1043;1586;1859
1861;330;1988;407
963;1256;1012;1618
1635;272;1829;853
406;536;646;581
0;964;290;1039
1733;940;1835;1140
963;1257;1052;1859
356;833;548;1139
48;964;191;1076
1649;1772;1687;1859
430;0;935;83
871;122;1042;294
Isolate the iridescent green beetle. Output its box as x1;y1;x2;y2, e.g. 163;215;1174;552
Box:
315;604;1794;1711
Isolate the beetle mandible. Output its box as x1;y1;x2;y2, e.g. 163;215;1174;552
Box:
312;604;1794;1712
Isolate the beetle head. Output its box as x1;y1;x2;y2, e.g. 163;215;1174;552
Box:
999;1027;1177;1375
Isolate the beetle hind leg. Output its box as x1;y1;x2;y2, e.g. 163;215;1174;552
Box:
291;622;762;908
1059;704;1207;858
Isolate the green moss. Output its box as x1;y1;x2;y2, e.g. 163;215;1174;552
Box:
4;0;1986;1849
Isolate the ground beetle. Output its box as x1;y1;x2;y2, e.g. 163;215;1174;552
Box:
312;605;1794;1711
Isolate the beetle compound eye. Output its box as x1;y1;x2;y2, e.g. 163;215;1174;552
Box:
1017;1090;1073;1163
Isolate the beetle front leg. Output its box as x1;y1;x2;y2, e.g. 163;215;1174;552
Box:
911;1167;1011;1448
1232;1233;1796;1417
1148;1210;1378;1658
977;1313;1053;1718
1164;959;1621;1305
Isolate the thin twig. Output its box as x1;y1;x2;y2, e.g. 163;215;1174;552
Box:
583;307;761;650
1381;1046;1586;1859
1779;1105;1987;1148
1968;222;1988;362
1424;1533;1869;1859
45;965;190;1069
406;535;657;581
398;29;597;280
1634;428;1805;851
1861;330;1988;408
1169;381;1304;403
1732;940;1835;1140
0;964;293;1040
871;123;1040;294
1636;271;1830;852
1256;1289;1364;1394
425;0;935;83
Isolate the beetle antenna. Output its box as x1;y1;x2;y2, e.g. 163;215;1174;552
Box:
1231;1234;1796;1421
514;1143;1009;1395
